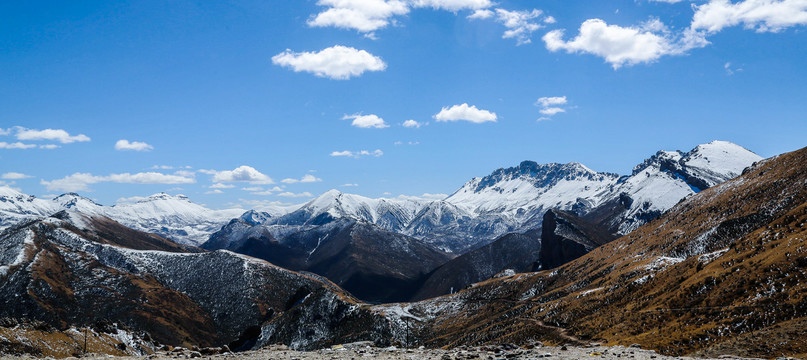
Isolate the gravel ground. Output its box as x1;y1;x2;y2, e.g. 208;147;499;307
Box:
6;343;791;360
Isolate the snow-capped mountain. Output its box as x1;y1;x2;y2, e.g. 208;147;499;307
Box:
229;141;760;253
0;189;243;245
411;140;763;251
268;189;429;232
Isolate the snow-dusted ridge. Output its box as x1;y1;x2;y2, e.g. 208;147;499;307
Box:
0;189;245;245
226;141;762;253
1;141;761;251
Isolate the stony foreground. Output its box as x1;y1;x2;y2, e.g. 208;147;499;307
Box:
5;344;801;360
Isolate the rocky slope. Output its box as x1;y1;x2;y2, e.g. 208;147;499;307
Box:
410;230;542;301
391;144;807;358
539;209;616;270
0;211;361;349
204;218;451;303
256;144;805;358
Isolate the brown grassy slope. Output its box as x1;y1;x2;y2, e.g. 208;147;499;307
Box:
414;145;807;358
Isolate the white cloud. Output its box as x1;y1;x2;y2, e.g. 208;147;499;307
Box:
115;196;148;204
402;119;425;128
343;113;390;128
210;183;235;189
205;189;224;195
211;165;274;184
2;172;32;180
341;183;359;187
272;45;387;80
39;144;60;149
691;0;807;33
307;0;493;35
494;9;544;45
543;18;705;69
650;0;685;2
307;0;410;33
539;107;566;115
115;139;154;151
0;142;36;149
433;103;497;123
0;128;9;136
535;96;569;120
412;0;493;11
468;9;494;19
42;172;196;192
535;96;568;107
277;191;314;198
330;149;384;158
281;174;323;184
469;8;547;45
15;127;90;144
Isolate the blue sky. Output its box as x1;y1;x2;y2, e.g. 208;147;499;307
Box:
1;0;806;209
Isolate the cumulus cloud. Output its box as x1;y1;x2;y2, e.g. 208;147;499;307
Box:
115;139;154;151
210;183;235;189
535;96;568;107
15;127;90;144
495;9;544;45
330;149;384;158
543;18;704;68
1;172;32;180
307;0;410;33
535;96;570;120
115;196;148;204
539;107;566;116
468;9;494;19
205;189;224;195
272;45;387;80
211;165;274;184
412;0;493;11
0;142;36;149
281;174;323;184
307;0;493;36
42;172;196;192
343;113;390;128
691;0;807;33
402;119;424;128
469;8;547;45
39;144;60;149
433;103;497;123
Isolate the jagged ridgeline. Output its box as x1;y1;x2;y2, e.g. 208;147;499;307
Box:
202;141;761;302
3;140;793;358
0;211;369;352
266;144;805;358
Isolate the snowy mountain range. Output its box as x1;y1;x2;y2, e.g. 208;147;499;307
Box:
0;141;761;252
0;189;243;245
234;141;761;253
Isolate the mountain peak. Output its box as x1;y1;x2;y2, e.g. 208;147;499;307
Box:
52;192;102;208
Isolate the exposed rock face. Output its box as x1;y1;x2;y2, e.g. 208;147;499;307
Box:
0;212;360;349
368;145;807;358
540;209;616;270
411;230;542;301
204;219;450;303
